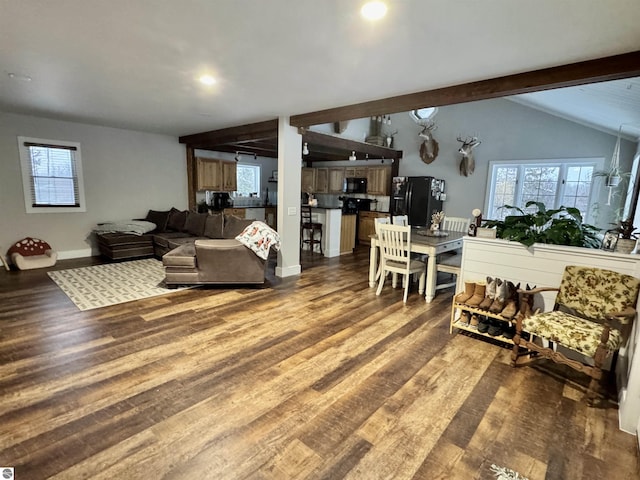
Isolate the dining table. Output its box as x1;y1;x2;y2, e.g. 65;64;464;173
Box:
369;229;465;303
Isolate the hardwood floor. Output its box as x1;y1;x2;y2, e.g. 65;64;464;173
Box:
0;248;638;479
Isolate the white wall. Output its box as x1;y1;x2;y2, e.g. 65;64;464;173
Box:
390;98;636;230
0;112;187;259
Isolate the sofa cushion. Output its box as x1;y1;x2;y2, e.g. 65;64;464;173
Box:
184;212;208;236
162;243;197;268
145;209;171;232
223;215;253;238
167;208;188;232
204;213;224;239
153;232;191;248
167;236;207;250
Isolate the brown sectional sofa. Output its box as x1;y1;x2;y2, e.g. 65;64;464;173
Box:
96;208;253;260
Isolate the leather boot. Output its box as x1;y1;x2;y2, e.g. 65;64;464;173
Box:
470;314;480;327
489;281;508;314
458;311;470;325
500;282;520;319
465;282;486;307
455;282;475;304
479;277;500;310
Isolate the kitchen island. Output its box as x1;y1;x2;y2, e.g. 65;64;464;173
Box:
302;205;343;258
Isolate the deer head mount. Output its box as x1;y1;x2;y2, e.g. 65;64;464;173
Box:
418;121;439;164
457;135;481;176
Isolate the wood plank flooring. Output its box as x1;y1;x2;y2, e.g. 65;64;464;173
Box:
0;248;638;479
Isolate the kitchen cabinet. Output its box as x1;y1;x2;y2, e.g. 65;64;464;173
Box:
222;161;237;192
196;157;237;192
367;166;392;195
196;157;223;191
345;166;367;178
301;168;315;193
340;214;357;254
358;211;388;244
315;168;329;193
328;167;345;194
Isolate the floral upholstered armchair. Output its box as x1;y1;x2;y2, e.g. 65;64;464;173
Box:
511;265;640;405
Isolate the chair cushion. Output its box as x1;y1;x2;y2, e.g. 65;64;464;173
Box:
556;266;640;323
523;311;622;357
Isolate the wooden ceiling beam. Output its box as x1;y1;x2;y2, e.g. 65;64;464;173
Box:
179;119;278;148
301;130;402;160
290;50;640;127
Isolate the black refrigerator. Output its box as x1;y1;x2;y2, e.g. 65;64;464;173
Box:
390;176;445;227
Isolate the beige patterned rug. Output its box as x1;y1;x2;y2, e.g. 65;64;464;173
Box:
48;258;192;311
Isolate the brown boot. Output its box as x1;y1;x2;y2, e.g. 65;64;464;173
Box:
465;283;486;307
458;311;470;325
501;282;520;319
489;281;508;314
455;282;475;304
470;314;480;327
479;277;500;310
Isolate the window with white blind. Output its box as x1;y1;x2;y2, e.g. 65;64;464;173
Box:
485;158;603;222
18;136;86;213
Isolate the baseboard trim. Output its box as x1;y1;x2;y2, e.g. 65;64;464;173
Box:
276;264;301;278
57;248;93;260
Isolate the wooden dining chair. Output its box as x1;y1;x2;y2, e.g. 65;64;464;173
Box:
376;223;426;303
374;216;391;281
391;215;409;226
435;216;469;293
442;216;470;233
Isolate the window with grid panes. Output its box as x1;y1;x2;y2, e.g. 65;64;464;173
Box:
485;159;601;222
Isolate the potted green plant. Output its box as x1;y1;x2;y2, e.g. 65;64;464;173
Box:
484;201;601;248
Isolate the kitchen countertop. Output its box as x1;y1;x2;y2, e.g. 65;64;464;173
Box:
302;204;342;210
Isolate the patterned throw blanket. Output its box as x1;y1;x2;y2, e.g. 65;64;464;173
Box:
93;220;157;236
235;221;281;260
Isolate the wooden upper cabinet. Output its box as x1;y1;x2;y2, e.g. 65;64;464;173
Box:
315;168;329;193
301;168;316;193
196;157;223;191
196;157;237;192
328;167;345;193
345;166;367;178
222;161;237;192
367;166;392;195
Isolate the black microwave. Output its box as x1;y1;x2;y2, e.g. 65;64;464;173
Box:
343;177;367;194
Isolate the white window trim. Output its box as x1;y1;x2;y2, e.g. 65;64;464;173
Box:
18;136;87;213
484;157;604;223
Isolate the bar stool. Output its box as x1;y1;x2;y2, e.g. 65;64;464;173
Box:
300;206;323;254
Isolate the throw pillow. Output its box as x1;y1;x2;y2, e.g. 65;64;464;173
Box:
166;208;188;232
8;237;52;257
184;212;208;236
235;221;281;260
145;209;171;232
204;213;224;238
223;215;253;238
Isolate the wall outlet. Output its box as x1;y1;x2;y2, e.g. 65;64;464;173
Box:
288;207;296;216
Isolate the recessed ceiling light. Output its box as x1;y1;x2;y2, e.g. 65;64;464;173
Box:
361;1;387;21
199;75;216;86
8;72;32;82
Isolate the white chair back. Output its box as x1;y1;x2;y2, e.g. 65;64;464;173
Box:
391;215;409;226
374;216;391;235
442;216;470;233
378;223;412;265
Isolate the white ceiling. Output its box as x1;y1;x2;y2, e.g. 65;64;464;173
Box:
509;77;640;140
1;0;639;137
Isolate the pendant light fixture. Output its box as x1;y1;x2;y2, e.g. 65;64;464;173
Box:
348;151;357;162
302;142;309;155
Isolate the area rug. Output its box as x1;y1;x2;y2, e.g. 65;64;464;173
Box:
48;258;191;311
490;464;530;480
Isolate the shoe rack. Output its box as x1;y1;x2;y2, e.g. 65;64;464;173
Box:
449;299;518;345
